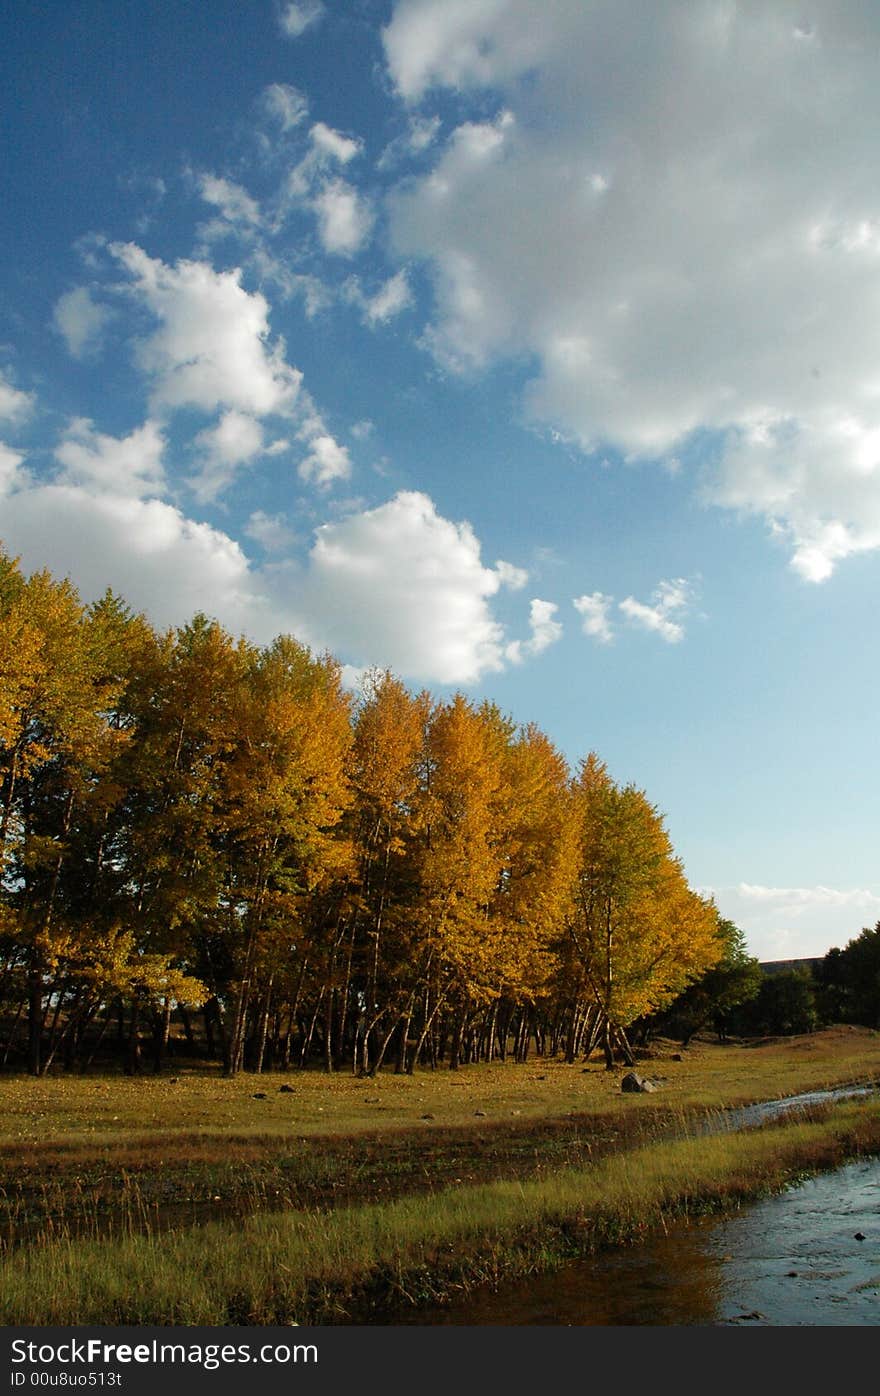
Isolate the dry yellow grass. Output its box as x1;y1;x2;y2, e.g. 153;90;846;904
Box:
0;1025;876;1153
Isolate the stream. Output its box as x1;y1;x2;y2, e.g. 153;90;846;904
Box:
390;1083;880;1326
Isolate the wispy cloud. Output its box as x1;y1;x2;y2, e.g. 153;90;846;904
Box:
53;287;112;360
620;578;695;643
344;270;413;326
0;369;35;425
278;1;324;40
705;882;880;962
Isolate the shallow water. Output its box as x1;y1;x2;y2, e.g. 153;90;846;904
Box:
722;1081;878;1132
390;1157;880;1326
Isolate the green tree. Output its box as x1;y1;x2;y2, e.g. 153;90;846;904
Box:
662;917;762;1044
828;924;880;1028
749;966;819;1036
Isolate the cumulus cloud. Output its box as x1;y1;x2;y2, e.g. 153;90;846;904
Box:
298;431;351;488
495;559;528;591
0;441;25;492
53;287;112;359
299;490;516;683
313;180;374;256
0;370;34;424
190;410;265;503
384;0;532;101
385;0;880;580
0;473;274;641
0;452;534;685
278;1;324;39
55;418;166;498
574;591;614;644
527;599;562;652
110;243;302;417
619;578;694;643
706;882;880;962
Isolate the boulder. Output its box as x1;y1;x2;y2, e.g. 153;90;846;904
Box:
620;1071;656;1093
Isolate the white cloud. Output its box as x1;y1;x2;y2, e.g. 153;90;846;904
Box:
190;410;265;503
53;288;112;359
526;598;561;653
505;597;563;664
309;122;361;166
345;270;413;326
298;431;351;488
706;883;880;962
0;459;532;687
279;1;324;39
245;510;298;552
386;0;880;579
0;370;34;424
260;83;309;132
0;441;25;492
299;490;512;683
574;591;614;644
110;243;302;417
313;180;374;256
383;0;530;101
249;250;331;317
379;114;442;169
197;174;262;229
350;419;375;441
0;475;274;641
495;559;528;590
620;578;694;643
55;418;165;498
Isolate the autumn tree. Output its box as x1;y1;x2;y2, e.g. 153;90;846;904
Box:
345;671;431;1074
390;694;507;1071
218;635;353;1074
567;755;722;1068
0;554;134;1073
481;719;578;1062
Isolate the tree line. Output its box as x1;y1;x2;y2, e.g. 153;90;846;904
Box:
0;547;726;1075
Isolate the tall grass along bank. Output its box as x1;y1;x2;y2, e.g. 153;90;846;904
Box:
3;1097;879;1325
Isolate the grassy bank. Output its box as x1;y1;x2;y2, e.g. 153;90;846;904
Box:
2;1095;879;1325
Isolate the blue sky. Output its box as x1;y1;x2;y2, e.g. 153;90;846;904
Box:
3;0;880;961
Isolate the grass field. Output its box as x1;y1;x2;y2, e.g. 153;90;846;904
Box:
1;1026;879;1323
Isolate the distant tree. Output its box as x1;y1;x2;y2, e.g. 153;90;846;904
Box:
661;917;762;1044
814;945;849;1024
747;966;819;1036
837;924;880;1028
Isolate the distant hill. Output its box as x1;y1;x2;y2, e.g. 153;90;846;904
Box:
759;958;822;976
